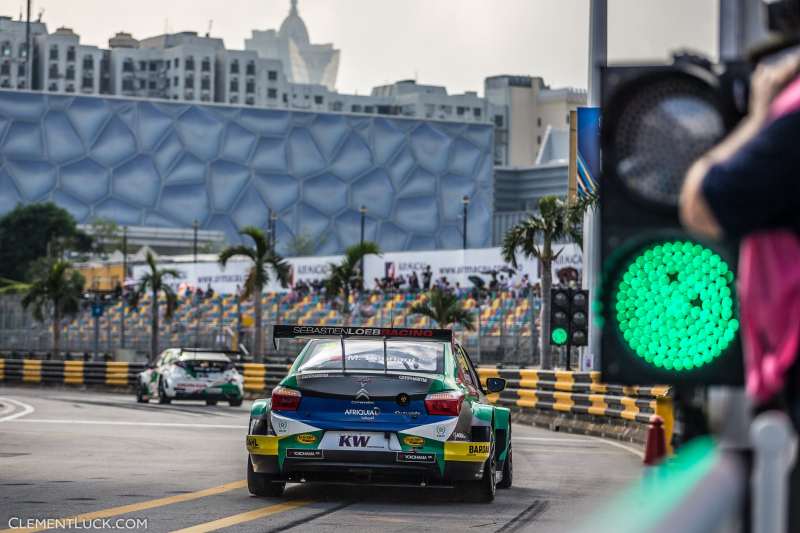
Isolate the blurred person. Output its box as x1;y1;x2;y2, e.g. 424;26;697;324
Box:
422;266;432;290
409;271;420;292
680;37;800;529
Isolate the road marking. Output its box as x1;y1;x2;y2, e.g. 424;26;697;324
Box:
0;398;35;422
8;418;246;429
0;402;14;416
511;432;644;459
0;480;247;533
586;435;645;459
513;437;594;443
169;500;312;533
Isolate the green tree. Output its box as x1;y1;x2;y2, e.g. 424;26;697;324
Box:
501;195;594;369
129;252;180;363
87;218;122;256
286;230;325;257
0;203;92;281
219;227;290;361
324;242;381;323
409;287;475;331
1;260;85;357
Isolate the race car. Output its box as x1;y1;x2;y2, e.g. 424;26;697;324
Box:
246;325;511;502
136;348;244;406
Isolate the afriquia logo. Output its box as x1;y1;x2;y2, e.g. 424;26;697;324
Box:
344;407;381;418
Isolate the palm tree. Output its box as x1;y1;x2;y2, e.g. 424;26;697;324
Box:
2;260;84;358
409;288;475;331
219;227;290;361
501;195;594;369
129;252;180;363
324;242;381;323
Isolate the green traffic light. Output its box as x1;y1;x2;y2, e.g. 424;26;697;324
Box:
612;240;739;372
551;327;568;345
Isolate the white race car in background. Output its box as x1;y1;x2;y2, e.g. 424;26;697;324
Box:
136;349;244;406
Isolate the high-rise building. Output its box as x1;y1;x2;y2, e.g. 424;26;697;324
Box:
245;0;340;90
0;16;47;91
35;26;104;95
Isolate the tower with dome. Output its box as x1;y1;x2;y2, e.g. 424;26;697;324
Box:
245;0;340;90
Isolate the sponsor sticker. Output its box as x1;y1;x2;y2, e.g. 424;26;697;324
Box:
286;448;323;459
396;452;436;463
469;444;490;455
403;435;425;447
246;436;259;449
320;431;390;451
398;375;428;383
344;407;381;419
296;433;317;444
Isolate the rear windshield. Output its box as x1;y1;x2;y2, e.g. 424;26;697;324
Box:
179;353;233;371
296;339;445;374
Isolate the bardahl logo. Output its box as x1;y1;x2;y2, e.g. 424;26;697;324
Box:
246;437;259;448
469;444;490;454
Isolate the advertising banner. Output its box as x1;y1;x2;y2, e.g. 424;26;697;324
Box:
577;106;601;197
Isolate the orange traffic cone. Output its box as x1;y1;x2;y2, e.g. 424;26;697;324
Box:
643;415;667;466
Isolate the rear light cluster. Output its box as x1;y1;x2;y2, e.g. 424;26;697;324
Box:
271;386;302;411
424;391;463;416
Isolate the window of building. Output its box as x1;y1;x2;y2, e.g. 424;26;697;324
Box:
185;89;194;100
282;93;287;103
230;78;239;92
65;65;75;80
201;57;210;72
474;108;482;118
174;57;179;68
17;79;26;89
49;45;58;60
537;117;542;127
48;82;58;91
201;76;210;90
173;76;179;87
185;56;194;70
138;61;146;71
201;93;210;102
331;101;343;112
82;76;93;89
351;104;362;113
230;59;239;74
185;75;194;88
246;79;255;93
537;135;541;145
494;115;504;127
267;70;277;81
1;42;10;57
172;95;178;100
18;43;27;58
139;79;147;90
122;58;134;73
566;113;570;124
315;95;324;105
245;96;254;105
364;105;374;113
48;63;58;79
165;77;170;88
82;55;93;70
229;95;238;104
66;46;75;62
65;83;75;93
267;88;277;99
0;62;9;76
17;63;25;77
150;61;158;72
148;80;156;90
424;104;435;117
246;61;255;75
304;94;309;100
0;78;9;89
122;78;134;91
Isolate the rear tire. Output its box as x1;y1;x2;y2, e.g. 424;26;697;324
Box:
460;437;496;503
229;398;243;407
497;446;513;489
247;456;285;497
205;399;218;406
158;379;171;404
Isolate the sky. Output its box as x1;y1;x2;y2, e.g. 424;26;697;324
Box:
3;0;719;95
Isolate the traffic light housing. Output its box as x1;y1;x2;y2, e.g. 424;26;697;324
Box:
550;288;589;347
598;56;748;386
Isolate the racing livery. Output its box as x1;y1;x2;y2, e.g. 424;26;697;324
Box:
246;325;511;502
137;348;244;406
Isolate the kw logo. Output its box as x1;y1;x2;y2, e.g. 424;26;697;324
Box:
468;444;489;454
339;435;370;447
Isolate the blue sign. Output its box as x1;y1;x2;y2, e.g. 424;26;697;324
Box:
577;107;600;197
91;303;104;318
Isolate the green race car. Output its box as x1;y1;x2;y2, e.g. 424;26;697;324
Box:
246;325;511;502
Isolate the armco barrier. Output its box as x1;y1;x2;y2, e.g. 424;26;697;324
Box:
477;367;673;447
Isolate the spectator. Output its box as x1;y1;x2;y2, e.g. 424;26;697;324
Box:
205;283;215;299
454;282;463;298
422;266;432;290
409;271;420;292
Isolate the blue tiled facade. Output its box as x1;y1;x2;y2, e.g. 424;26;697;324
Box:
0;91;493;254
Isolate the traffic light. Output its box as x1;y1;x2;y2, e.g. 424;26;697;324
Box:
597;55;748;386
550;288;589;347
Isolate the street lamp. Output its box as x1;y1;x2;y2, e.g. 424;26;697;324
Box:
192;219;199;348
121;226;127;349
359;205;367;275
270;211;278;251
462;196;470;250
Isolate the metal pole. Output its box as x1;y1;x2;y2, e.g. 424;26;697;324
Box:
270;212;278;252
193;219;199;348
121;226;127;349
93;295;100;361
359;205;366;276
25;0;31;89
584;0;606;372
462;196;469;249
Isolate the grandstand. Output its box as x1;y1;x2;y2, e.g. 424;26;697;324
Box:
0;291;539;364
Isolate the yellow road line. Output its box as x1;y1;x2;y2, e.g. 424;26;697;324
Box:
169;500;312;533
0;480;246;533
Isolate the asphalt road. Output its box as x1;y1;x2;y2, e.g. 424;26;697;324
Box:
0;386;643;533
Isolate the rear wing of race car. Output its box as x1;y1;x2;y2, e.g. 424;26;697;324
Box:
273;324;452;347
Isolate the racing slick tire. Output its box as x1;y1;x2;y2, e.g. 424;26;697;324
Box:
205;400;218;406
135;384;149;403
497;445;513;489
460;437;496;503
228;398;243;407
247;456;285;497
158;379;172;404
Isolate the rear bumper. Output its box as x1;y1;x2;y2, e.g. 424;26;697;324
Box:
171;383;242;400
247;435;489;485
